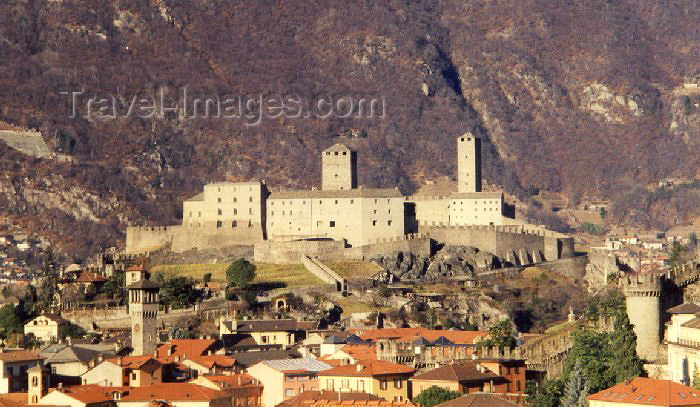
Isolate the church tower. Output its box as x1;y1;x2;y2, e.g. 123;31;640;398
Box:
128;270;160;356
457;133;482;193
28;365;44;405
322;143;357;190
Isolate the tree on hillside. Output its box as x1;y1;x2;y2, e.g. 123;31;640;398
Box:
103;272;126;303
0;304;23;339
160;277;200;308
37;247;59;312
203;272;212;284
478;319;517;349
226;259;256;289
526;379;564;407
412;386;461;407
610;310;642;382
562;361;589;407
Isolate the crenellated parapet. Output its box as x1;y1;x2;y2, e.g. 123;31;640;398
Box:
620;273;664;297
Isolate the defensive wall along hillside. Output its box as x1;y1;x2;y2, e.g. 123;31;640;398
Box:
420;223;575;262
126;222;264;254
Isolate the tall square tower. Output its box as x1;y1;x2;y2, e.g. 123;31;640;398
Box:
128;276;160;356
322;143;357;190
457;133;482;193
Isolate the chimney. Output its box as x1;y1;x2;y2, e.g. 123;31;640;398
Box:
238;376;241;386
153;351;158;358
58;383;63;390
355;364;363;372
66;337;72;346
118;357;123;366
167;347;174;356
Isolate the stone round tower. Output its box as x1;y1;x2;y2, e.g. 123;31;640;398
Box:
622;274;663;362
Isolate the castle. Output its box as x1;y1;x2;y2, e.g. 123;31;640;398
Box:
126;134;573;263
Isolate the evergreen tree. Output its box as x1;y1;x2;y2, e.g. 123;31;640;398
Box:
610;310;642;382
226;259;256;289
412;386;461;407
562;361;589;407
563;328;616;393
693;367;700;390
37;247;59;312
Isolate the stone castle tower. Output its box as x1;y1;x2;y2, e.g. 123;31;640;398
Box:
622;274;663;362
457;133;482;193
128;266;160;356
322;143;357;190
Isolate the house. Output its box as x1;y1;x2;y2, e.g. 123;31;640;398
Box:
24;315;68;342
666;303;700;384
81;356;162;387
219;319;301;348
0;350;43;393
40;343;119;384
39;384;125;407
75;272;108;290
410;360;524;401
434;393;517;407
247;359;332;407
320;345;377;366
189;374;262;407
156;340;222;360
318;360;415;402
587;377;700;406
227;349;301;370
118;383;231;407
180;355;237;376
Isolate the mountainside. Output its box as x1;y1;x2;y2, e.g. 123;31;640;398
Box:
2;0;700;256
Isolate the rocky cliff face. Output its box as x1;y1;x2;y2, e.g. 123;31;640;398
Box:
2;0;700;256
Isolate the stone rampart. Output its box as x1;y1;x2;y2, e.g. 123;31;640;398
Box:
300;256;346;291
126;222;265;254
419;223;573;263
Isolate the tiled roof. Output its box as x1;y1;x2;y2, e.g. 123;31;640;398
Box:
184;192;204;202
434;394;517;407
302;401;415;407
278;391;382;407
340;345;377;361
232;319;300;332
185;354;236;368
668;303;700;314
121;383;229;402
106;355;160;369
156;339;218;359
681;317;700;329
196;374;262;390
269;188;403;200
127;279;160;289
260;358;332;373
228;349;301;368
355;328;486;345
0;350;42;362
411;362;500;383
319;360;414;377
51;385;127;404
587;377;700;406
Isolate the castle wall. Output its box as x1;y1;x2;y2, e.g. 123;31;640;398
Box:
171;221;264;252
409;197;450;226
125;226;175;254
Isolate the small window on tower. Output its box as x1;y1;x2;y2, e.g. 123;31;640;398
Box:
330;221;336;227
342;151;347;155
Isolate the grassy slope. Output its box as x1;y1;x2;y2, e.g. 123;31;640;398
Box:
150;262;325;287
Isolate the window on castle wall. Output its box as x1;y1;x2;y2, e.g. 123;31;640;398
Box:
234;208;238;215
218;209;222;215
216;221;222;228
330;221;335;227
232;221;238;228
249;197;253;202
217;197;221;203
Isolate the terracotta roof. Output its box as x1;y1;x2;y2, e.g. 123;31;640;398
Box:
355;328;486;345
278;391;382;407
156;339;219;359
185;354;236;368
319;360;414;377
76;272;108;283
0;392;64;407
302;401;415;407
106;355;161;369
411;362;500;383
587;377;700;406
434;394;517;407
30;314;67;324
0;350;42;362
340;345;377;361
121;383;229;402
196;374;261;389
125;265;145;272
50;385;127;404
668;303;700;314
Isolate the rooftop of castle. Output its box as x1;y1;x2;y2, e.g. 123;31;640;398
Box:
451;192;502;199
323;143;353;153
269;187;402;200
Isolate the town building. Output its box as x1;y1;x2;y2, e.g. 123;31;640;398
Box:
587;377;700;406
219;319;299;347
434;394;518;407
0;350;43;393
189;374;262;407
276;391;381;407
127;271;160;356
81;356;162;387
38;383;125;407
247;359;331;407
318;360;415;402
40;343;120;383
118;383;231;407
666;303;700;384
24;315;68;343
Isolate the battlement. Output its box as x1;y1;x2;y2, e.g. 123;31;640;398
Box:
620;273;664;296
474;345;524;360
127;225;172;233
418;222;565;238
366;233;430;245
